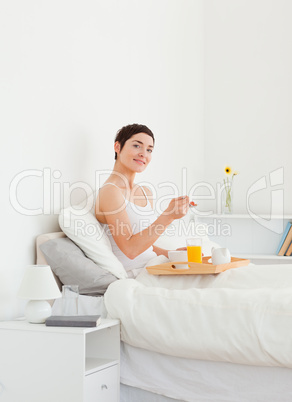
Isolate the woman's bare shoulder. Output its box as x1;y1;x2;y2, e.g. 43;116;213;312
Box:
95;184;125;221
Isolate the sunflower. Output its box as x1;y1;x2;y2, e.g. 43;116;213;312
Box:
222;166;239;213
224;166;232;176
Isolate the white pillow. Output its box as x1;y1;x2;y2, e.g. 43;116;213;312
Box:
58;192;127;279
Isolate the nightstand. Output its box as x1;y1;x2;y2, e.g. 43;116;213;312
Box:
0;318;120;402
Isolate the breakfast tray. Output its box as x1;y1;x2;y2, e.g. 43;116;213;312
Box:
146;256;250;275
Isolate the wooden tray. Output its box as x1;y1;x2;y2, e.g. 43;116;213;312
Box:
146;256;250;275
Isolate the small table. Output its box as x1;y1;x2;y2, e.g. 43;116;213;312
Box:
0;318;120;402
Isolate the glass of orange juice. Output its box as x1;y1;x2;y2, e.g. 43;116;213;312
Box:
186;238;202;264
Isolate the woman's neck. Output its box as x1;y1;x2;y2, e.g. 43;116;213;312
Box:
110;162;136;189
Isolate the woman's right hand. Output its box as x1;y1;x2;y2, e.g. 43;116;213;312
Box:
163;196;189;220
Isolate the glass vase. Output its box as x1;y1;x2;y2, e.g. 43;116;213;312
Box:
223;183;233;214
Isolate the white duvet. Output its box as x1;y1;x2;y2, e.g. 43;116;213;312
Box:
104;256;292;368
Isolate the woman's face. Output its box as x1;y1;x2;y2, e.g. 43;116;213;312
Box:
115;133;154;172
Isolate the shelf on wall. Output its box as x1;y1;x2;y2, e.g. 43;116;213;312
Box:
190;213;292;258
234;254;292;260
193;214;292;220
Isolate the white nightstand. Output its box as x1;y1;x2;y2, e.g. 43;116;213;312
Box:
0;318;120;402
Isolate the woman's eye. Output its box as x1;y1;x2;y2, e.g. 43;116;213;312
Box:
133;144;140;148
147;149;152;153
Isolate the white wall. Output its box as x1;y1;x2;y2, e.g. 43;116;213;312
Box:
2;0;291;320
203;0;292;215
0;0;204;319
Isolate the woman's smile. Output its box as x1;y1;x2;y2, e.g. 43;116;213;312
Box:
133;159;145;165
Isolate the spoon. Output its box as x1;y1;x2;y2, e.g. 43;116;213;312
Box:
181;197;197;207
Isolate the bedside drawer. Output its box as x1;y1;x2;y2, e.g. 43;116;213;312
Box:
84;364;119;402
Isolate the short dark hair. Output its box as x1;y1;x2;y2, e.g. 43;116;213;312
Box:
114;124;155;160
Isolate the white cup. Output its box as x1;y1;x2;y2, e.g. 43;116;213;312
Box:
211;247;231;265
62;285;79;316
168;250;188;269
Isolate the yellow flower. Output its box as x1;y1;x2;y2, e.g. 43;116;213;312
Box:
224;166;232;176
222;167;238;213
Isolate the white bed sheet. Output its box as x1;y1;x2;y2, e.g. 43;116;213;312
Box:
52;294;292;402
105;259;292;368
121;342;292;402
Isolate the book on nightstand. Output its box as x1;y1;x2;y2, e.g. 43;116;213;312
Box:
45;315;101;328
277;222;292;256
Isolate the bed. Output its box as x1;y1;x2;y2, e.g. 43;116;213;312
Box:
36;229;292;402
35;196;292;401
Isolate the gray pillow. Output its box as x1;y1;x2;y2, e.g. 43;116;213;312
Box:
40;237;117;296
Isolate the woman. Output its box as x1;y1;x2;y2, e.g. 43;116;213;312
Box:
95;123;190;276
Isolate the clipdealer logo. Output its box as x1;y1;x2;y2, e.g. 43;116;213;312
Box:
9;167;286;235
246;167;284;234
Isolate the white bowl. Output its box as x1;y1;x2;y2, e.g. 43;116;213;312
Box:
168;251;189;269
